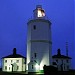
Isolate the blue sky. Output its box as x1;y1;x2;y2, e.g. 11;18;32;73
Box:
0;0;74;69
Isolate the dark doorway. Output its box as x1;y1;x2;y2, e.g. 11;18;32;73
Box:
11;64;14;72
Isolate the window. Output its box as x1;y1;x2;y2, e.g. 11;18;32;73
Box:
5;60;7;63
67;65;69;70
66;60;69;63
16;66;19;70
11;60;13;63
56;60;58;63
33;25;36;30
5;66;7;70
16;60;19;63
64;64;65;70
34;60;37;63
9;67;10;70
34;53;37;58
62;60;63;64
32;65;33;69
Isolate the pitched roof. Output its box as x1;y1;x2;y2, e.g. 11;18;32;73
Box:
2;48;26;58
52;55;71;59
2;54;26;58
52;48;72;59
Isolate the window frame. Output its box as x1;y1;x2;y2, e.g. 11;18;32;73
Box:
5;66;7;70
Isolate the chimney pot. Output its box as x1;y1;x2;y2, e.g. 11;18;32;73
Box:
57;48;61;55
13;48;16;55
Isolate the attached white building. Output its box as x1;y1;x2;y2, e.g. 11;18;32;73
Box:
52;49;71;71
27;5;52;72
2;48;26;72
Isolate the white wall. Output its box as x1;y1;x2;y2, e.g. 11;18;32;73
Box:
27;19;52;71
2;58;26;72
53;58;70;71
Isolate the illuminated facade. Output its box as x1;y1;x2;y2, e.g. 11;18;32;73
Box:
27;5;52;72
2;48;26;72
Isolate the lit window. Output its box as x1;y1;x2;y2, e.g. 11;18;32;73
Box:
5;60;7;63
5;66;7;70
37;8;45;17
16;60;19;63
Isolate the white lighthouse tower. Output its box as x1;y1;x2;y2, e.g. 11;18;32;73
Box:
27;5;52;72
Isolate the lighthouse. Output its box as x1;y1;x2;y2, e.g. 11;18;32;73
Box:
27;5;52;72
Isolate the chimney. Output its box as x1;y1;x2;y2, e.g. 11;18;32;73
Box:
13;48;16;55
57;49;61;55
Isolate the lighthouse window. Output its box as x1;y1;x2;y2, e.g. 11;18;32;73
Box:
34;53;37;58
33;25;36;30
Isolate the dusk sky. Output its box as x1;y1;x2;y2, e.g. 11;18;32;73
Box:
0;0;74;69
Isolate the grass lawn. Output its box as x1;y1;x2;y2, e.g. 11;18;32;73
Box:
0;71;28;75
0;70;75;75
